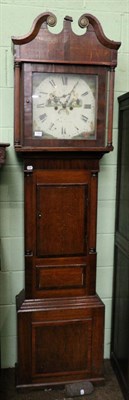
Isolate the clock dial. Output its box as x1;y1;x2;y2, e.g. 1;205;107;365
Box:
32;73;97;140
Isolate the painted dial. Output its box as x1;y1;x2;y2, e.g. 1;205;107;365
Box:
32;73;97;140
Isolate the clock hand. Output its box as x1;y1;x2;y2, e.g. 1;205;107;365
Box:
46;81;79;106
68;97;82;108
44;86;81;113
65;81;79;103
69;80;79;94
61;81;79;97
57;95;82;114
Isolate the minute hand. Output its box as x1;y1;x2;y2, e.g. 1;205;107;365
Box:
62;81;79;103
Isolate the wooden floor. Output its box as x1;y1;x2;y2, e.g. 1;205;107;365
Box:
0;361;124;400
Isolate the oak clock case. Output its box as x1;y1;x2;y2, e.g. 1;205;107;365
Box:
12;13;120;389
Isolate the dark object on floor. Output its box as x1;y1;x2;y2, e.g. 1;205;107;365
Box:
0;361;124;400
65;381;94;396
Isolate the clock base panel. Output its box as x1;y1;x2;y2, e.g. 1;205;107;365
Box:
16;292;105;389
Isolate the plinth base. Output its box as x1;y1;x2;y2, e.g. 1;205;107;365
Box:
16;292;104;389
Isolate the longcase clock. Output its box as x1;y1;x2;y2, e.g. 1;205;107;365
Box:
12;12;120;389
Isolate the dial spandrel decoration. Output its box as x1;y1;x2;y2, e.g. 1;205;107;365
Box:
32;73;97;140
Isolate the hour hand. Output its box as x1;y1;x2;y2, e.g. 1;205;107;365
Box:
68;98;82;109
